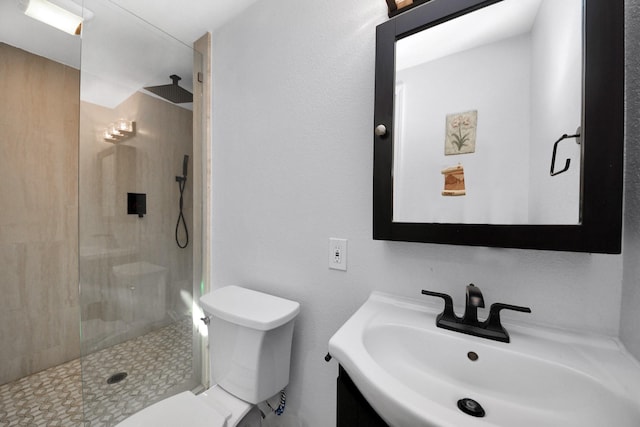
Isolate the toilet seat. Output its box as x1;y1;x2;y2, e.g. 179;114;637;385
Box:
197;385;253;426
116;385;252;427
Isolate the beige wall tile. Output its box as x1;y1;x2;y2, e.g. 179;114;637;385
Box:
0;43;79;385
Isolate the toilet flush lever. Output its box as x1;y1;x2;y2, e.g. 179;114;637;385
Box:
200;316;210;325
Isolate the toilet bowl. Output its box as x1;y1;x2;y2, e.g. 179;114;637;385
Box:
116;285;300;427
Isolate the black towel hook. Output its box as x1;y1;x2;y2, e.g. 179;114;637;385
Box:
550;127;581;176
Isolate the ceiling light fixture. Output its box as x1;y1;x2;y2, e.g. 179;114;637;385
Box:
18;0;92;36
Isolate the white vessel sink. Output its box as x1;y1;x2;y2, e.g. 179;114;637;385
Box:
328;292;640;427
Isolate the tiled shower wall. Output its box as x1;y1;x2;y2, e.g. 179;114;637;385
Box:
79;91;193;352
0;42;80;385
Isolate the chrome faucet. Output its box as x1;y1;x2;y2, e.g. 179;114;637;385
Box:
421;284;531;343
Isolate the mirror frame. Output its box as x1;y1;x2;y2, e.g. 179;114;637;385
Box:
373;0;624;253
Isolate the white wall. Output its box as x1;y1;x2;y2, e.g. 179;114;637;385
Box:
210;1;626;426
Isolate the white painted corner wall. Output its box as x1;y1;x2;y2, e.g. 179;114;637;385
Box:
209;0;634;426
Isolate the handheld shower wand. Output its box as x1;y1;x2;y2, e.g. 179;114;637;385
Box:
182;154;189;178
175;155;189;248
176;155;189;182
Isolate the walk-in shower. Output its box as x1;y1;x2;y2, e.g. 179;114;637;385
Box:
0;0;206;425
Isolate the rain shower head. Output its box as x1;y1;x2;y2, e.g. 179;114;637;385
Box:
144;74;193;104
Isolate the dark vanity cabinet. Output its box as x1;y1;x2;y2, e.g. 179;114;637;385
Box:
337;366;389;427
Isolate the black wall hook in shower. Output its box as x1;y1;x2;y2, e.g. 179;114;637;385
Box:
550;128;581;176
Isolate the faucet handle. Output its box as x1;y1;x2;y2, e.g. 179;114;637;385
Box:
491;302;531;313
485;302;531;330
421;289;458;322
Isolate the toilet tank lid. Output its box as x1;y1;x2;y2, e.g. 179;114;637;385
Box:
200;286;300;331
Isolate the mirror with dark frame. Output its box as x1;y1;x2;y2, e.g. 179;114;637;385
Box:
373;0;623;253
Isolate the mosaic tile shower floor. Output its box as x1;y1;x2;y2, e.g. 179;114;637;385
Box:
0;319;193;427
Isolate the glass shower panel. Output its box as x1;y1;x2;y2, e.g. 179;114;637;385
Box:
78;1;204;424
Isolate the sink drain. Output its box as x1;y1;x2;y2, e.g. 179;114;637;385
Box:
106;372;128;384
457;398;485;417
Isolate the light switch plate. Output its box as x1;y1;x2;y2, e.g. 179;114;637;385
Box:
329;238;347;271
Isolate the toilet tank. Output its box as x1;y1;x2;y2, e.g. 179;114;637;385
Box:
200;286;300;404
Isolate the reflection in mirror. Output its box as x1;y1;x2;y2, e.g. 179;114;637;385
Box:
392;0;582;225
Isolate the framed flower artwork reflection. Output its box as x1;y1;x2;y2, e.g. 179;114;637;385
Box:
445;110;477;155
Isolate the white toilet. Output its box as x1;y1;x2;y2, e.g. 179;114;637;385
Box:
116;285;300;427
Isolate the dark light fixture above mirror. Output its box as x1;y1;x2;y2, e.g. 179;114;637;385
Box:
373;0;624;253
